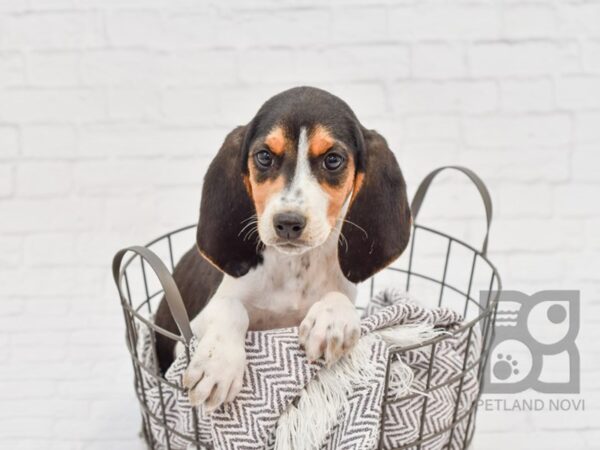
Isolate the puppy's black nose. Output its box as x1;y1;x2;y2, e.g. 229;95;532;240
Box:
273;212;306;240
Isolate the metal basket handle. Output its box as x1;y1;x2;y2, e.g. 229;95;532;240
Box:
113;246;194;344
410;166;493;256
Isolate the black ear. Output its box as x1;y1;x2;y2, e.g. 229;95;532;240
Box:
339;128;411;283
196;125;262;277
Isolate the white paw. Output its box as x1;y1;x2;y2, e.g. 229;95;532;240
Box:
298;292;360;366
182;332;245;412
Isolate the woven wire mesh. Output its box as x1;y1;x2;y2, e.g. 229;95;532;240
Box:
116;222;501;450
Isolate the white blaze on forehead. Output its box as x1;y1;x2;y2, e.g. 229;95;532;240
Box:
290;127;311;189
289;127;330;235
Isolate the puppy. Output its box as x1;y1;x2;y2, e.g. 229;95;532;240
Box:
155;86;411;411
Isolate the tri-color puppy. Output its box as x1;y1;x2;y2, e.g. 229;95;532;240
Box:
155;86;411;412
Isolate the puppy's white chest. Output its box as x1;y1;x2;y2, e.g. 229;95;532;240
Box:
241;244;355;330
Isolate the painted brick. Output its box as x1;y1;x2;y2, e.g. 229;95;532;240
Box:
494;183;553;218
0;163;13;196
79;125;214;157
219;9;330;47
463;114;572;148
555;185;600;217
575;112;600;144
81;50;166;86
106;10;163;47
499;79;555;112
331;7;387;43
0;126;20;158
15;162;71;197
412;43;467;79
0;198;105;233
325;83;387;117
503;4;557;39
27;51;80;87
391;81;498;113
469;42;579;77
160;12;218;49
0;89;106;123
161;88;220;124
389;4;501;40
557;76;600;109
583;41;600;73
24;233;78;266
403;116;461;142
1;12;105;50
459;147;570;182
572;146;600;182
0;235;21;267
21;125;77;158
107;88;161;121
166;49;238;85
559;3;600;38
0;52;26;86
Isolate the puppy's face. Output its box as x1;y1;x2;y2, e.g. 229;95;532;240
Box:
198;87;411;282
245;124;357;255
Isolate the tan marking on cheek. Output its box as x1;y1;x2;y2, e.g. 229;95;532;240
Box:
243;174;253;199
350;172;364;203
249;174;285;215
265;126;286;156
309;125;335;157
321;161;356;226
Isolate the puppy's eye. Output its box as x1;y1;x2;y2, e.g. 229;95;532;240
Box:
323;152;344;171
255;150;273;168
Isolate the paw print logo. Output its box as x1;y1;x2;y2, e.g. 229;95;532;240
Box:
493;354;519;381
483;290;580;394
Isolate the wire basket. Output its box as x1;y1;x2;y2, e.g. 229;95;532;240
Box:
113;166;502;450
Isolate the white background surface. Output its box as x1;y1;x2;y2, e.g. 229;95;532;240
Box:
0;0;599;449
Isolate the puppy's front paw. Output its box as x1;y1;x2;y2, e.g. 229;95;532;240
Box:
298;292;360;366
182;332;245;412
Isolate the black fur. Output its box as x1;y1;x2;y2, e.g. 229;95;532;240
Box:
196;126;264;278
338;128;411;283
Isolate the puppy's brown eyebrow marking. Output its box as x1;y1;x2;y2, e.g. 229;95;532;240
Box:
322;158;356;226
309;125;335;157
265;126;286;156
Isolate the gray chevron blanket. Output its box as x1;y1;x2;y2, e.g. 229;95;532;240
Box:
136;290;481;450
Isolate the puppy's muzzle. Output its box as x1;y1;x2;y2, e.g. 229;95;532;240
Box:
273;212;306;240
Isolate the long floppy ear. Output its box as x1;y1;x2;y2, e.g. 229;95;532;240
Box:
339;128;411;283
196;125;262;277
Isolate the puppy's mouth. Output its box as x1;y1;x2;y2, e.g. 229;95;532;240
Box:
272;239;311;255
257;220;334;255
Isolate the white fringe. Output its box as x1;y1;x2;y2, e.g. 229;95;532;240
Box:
275;324;441;450
380;324;449;399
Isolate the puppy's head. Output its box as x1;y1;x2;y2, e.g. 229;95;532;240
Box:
197;87;411;282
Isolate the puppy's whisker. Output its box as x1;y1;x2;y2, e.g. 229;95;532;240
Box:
254;235;264;253
241;214;257;224
337;218;369;239
239;219;258;229
240;220;258;232
238;220;259;237
242;224;257;240
338;231;349;254
243;227;258;242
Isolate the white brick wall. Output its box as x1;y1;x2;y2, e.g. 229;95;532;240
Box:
1;1;599;449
